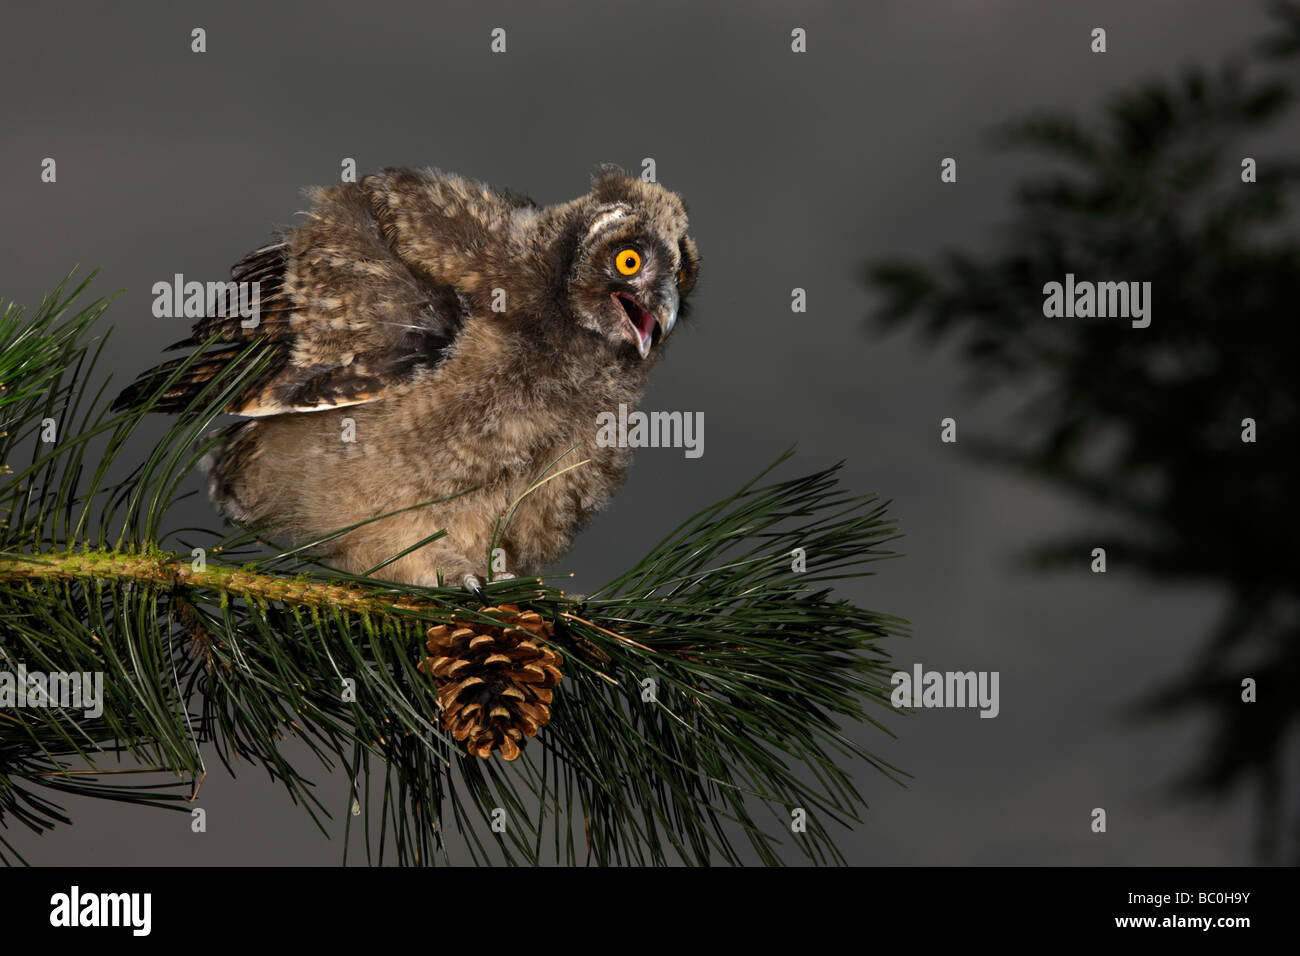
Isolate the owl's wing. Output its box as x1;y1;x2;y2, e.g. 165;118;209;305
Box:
112;182;469;417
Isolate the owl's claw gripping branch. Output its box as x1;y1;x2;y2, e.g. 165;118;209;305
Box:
462;573;489;605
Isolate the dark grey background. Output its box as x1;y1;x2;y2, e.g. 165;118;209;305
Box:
1;0;1267;864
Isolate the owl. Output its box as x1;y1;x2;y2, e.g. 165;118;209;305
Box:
114;166;700;594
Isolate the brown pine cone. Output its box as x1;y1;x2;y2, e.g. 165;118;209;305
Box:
419;604;563;760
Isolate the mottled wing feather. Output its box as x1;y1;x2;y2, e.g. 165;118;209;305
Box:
113;178;474;417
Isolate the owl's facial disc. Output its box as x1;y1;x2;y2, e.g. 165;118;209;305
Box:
611;283;678;359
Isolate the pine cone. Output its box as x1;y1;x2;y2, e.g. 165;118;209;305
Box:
419;604;563;761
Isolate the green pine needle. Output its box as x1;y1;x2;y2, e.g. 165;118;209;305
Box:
0;271;909;866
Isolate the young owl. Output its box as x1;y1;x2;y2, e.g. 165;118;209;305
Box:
114;166;700;593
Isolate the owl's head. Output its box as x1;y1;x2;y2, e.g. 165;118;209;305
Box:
563;168;700;360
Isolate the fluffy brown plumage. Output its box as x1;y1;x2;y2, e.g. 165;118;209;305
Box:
114;166;700;589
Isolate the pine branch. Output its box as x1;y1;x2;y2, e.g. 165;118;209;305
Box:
0;548;488;615
0;271;908;866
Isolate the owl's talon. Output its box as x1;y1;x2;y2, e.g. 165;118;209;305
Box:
463;573;489;605
491;571;516;582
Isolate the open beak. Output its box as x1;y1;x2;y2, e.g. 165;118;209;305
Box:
613;282;679;359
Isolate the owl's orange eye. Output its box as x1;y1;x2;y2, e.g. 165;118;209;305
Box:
615;249;641;276
677;269;685;285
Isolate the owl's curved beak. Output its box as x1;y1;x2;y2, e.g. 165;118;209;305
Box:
613;282;678;359
653;282;679;340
